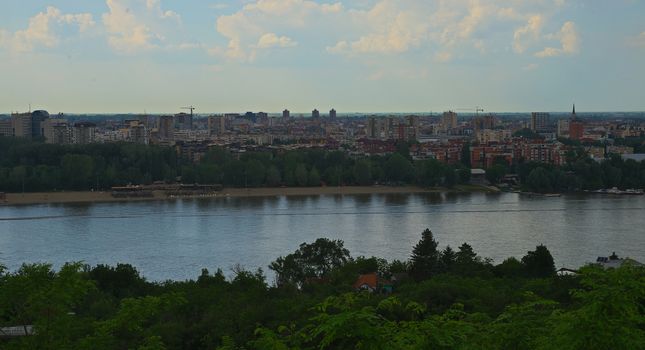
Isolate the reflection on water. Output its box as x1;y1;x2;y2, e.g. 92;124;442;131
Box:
1;193;644;281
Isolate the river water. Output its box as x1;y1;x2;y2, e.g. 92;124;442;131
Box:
1;193;643;281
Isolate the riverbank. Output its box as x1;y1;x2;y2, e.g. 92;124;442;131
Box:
1;184;497;206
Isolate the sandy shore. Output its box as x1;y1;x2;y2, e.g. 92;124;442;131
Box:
1;185;496;206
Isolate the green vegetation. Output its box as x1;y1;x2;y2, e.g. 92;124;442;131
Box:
516;155;645;193
0;138;468;192
1;137;643;194
1;232;643;349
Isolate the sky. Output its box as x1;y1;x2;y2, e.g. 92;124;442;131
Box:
1;0;644;114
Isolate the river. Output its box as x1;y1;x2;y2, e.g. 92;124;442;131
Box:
1;192;643;281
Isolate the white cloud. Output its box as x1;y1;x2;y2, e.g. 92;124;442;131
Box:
513;15;543;53
212;0;341;61
535;21;579;57
256;33;297;48
102;0;182;53
326;40;349;54
0;6;94;53
210;0;578;63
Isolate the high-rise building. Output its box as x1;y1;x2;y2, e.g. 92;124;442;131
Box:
0;120;12;137
158;115;175;140
557;119;569;137
530;112;550;132
367;117;378;138
282;109;290;119
30;110;49;138
329;109;337;120
208;115;226;136
312;109;320;119
441;111;458;132
126;120;148;144
11;113;32;138
175;112;193;130
72;122;96;144
42;119;69;144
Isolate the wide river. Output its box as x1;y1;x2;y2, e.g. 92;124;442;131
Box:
1;192;644;281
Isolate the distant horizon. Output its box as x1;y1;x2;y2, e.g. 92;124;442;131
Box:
3;109;645;117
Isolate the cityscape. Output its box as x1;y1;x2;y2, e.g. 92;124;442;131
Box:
2;106;644;170
1;0;644;348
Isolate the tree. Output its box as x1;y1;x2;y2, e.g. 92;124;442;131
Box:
439;246;456;272
526;167;553;193
308;167;321;187
456;243;477;265
353;159;372;186
521;245;555;278
245;159;266;187
269;238;351;287
409;229;440;281
265;165;281;186
384;153;414;183
486;164;506;184
295;164;308;187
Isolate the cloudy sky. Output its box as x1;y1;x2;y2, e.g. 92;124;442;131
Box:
1;0;644;114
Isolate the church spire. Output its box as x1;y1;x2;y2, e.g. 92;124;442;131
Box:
572;104;576;115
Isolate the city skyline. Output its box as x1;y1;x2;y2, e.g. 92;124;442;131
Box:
1;1;645;113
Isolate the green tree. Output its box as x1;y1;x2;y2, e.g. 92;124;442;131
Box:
353;159;373;186
245;159;266;187
265;165;281;186
547;265;645;349
521;245;556;278
410;229;440;281
439;246;457;272
384;153;414;183
308;167;321;187
294;164;308;187
269;238;351;288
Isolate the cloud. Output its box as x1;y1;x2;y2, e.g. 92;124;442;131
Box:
209;0;577;63
513;15;543;53
212;0;341;61
102;0;181;53
523;63;539;71
0;6;94;53
435;51;452;63
627;31;645;48
256;33;297;48
535;21;579;57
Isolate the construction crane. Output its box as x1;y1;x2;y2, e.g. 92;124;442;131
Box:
455;106;484;117
181;106;196;117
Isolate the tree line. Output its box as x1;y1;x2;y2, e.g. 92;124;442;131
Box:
0;137;469;192
1;137;643;193
1;230;643;349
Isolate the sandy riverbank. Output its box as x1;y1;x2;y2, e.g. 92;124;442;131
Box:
1;185;497;206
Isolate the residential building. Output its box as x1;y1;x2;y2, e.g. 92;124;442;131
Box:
441;111;458;132
530;112;550;132
208;115;226;136
0;120;12;136
11;113;32;138
42;119;70;144
158;115;175;140
557;119;569;137
175;112;193;130
312;109;320;119
72;122;97;144
329;108;337;120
